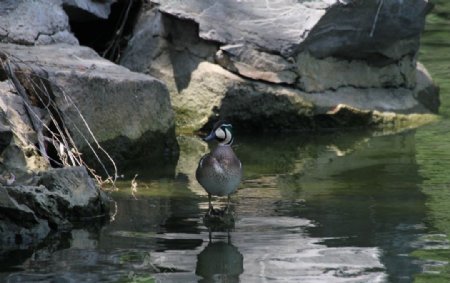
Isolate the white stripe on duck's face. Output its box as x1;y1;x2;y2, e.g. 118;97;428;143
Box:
215;125;233;145
215;127;226;139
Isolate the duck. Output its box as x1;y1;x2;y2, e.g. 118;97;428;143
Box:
196;121;242;214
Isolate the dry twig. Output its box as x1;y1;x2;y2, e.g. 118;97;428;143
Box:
0;50;118;189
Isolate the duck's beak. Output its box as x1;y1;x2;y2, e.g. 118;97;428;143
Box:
203;131;216;142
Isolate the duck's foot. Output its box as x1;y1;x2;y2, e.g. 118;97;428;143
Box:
224;204;232;215
203;208;235;230
207;207;220;216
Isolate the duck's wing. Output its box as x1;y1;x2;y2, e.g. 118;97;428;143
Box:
197;153;211;169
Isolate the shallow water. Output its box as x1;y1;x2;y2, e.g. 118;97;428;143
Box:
2;3;450;283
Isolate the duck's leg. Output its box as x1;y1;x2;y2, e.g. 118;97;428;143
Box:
225;195;231;213
207;193;213;214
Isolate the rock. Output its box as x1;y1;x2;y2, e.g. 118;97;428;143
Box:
0;110;12;155
120;7;167;73
0;43;178;165
219;78;436;130
301;0;432;61
0;81;49;171
155;0;431;61
36;166;111;222
0;186;51;248
124;51;435;131
216;44;298;85
121;1;439;131
121;6;218;74
152;60;247;131
0;166;110;252
0;0;79;45
156;0;329;56
296;52;416;92
62;0;116;20
414;62;440;113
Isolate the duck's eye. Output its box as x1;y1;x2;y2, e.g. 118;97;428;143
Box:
215;127;226;139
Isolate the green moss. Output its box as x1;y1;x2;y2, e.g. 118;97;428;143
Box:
412;249;450;263
376;113;441;130
173;106;205;133
415;272;450;283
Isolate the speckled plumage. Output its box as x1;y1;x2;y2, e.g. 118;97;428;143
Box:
196;144;242;197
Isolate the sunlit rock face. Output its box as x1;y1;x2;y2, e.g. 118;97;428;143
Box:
121;0;439;131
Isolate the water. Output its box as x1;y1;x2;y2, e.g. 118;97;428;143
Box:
2;3;450;283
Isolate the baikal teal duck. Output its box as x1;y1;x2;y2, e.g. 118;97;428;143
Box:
196;121;242;216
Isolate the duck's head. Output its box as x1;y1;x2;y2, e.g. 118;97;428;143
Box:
203;121;234;145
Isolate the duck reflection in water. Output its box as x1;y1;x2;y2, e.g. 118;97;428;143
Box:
195;230;244;283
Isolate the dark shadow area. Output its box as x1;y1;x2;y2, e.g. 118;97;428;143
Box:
80;128;180;180
162;13;217;93
64;0;142;61
199;85;379;133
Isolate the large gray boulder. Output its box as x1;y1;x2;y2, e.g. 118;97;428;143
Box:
121;1;438;131
0;43;178;165
157;0;430;60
